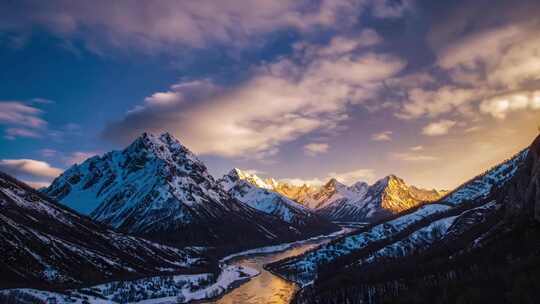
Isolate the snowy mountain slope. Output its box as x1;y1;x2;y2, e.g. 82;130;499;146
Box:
231;172;366;210
218;169;339;236
438;149;528;206
285;140;539;303
44;133;309;251
0;171;209;290
267;203;452;286
308;178;368;209
229;169;444;223
0;265;258;304
317;175;445;223
272;182;320;208
269;149;531;287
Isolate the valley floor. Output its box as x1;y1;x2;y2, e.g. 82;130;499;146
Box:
0;229;348;304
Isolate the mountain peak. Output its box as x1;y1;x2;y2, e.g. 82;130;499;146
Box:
324;178;346;189
225;168;271;189
127;132;201;165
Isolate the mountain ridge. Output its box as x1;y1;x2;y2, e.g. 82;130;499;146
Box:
44;133;319;253
231;168;446;223
0;170;210;290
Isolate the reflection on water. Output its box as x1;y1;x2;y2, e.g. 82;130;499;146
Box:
205;241;331;304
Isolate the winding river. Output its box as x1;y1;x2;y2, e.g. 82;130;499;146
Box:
204;232;346;304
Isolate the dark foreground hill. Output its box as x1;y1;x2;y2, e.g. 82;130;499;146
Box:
270;135;540;304
0;171;210;290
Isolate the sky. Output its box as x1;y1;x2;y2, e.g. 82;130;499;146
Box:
0;0;539;190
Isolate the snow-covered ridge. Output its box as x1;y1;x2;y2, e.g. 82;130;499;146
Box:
44;132;321;250
268;148;531;288
267;203;451;286
0;265;259;304
0;170;207;289
439;149;528;206
218;168;340;235
230;169;446;223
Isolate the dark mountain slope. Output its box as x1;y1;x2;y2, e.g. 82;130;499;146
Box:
290;136;540;304
0;171;209;290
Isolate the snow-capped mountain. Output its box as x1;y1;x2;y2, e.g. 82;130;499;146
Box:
226;170;445;223
269;139;536;303
317;175;446;223
0;171;208;290
44;133;311;251
272;182;320;207
308;178;368;209
218;168;339;235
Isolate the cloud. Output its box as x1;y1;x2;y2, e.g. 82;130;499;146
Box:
0;101;46;128
480;90;540;119
397;86;483;120
280;177;325;186
437;26;522;71
0;0;410;52
391;145;439;162
0;159;63;179
0;101;54;139
103;31;406;159
30;98;55;104
392;13;540;129
391;152;438;162
39;149;58;157
304;143;330;156
422;120;456;136
309;29;382;57
280;168;375;186
4;128;42;140
371;130;392;141
328;168;375;184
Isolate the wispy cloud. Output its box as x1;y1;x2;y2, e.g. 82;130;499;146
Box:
392;152;438;162
39;149;58;157
0;159;62;179
422;120;456;136
371;130;392;141
480;90;540;119
103;29;406;159
281;168;375;186
4;128;42;140
304;143;329;156
0;101;46;128
0;0;411;52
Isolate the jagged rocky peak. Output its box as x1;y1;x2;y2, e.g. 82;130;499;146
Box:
374;174;444;213
219;167;340;234
45;132;312;250
126;132;204;167
226;168;271;189
323;178;346;190
350;181;369;193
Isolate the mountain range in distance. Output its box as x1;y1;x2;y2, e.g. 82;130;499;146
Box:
42;132;447;253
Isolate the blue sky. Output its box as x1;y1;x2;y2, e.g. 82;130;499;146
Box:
0;0;539;189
